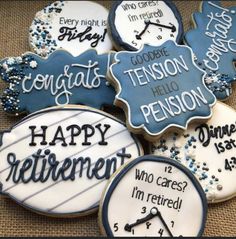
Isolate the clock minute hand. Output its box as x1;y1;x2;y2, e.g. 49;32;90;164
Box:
124;207;157;232
148;21;176;33
158;211;174;237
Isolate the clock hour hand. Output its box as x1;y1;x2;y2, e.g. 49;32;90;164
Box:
148;20;176;33
124;207;158;232
136;20;176;40
136;20;150;40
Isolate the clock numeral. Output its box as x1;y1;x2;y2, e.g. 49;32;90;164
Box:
156;19;160;23
141;206;146;214
158;228;164;237
146;221;151;229
132;229;135;235
134;30;139;34
157;35;162;40
225;159;232;171
170;33;175;38
113;223;119;232
132;40;138;46
165;166;173;173
159;28;163;32
171;221;174;228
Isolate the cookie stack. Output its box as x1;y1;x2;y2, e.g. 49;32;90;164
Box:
0;1;235;237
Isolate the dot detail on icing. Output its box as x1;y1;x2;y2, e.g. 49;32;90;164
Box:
196;62;233;100
152;133;223;200
29;60;38;69
29;1;65;57
0;56;37;114
150;207;158;215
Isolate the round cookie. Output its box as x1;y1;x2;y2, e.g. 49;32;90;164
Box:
151;102;236;203
0;105;143;217
108;0;184;51
99;155;207;237
29;1;113;57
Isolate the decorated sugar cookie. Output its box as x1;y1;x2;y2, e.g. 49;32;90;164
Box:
109;41;216;141
152;102;236;203
29;1;113;57
184;1;236;100
0;50;115;115
108;0;183;51
99;155;207;237
0;106;143;217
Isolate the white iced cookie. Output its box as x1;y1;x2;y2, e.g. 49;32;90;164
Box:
99;155;207;237
151;102;236;203
29;1;113;57
0;106;143;217
108;0;184;51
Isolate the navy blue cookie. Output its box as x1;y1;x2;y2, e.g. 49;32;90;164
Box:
185;1;236;100
110;41;216;140
0;50;116;115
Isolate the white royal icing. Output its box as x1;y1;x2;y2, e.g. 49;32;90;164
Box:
114;1;180;49
101;158;206;236
0;106;142;216
29;1;113;57
152;102;236;203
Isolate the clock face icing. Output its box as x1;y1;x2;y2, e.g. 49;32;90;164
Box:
29;1;113;57
100;156;207;237
109;1;183;50
151;102;236;203
0;106;143;217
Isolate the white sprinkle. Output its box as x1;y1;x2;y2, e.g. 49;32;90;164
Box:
29;60;38;68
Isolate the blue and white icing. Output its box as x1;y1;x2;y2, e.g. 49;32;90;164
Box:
0;50;116;115
110;41;216;139
185;1;236;100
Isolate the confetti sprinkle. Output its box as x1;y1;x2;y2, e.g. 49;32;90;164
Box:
0;55;37;114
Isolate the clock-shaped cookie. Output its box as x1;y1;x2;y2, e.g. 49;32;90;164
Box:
99;155;207;237
108;0;184;50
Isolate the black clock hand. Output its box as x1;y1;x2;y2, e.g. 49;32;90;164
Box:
124;207;158;232
158;211;174;237
124;207;174;236
136;20;176;40
148;20;176;33
136;20;150;40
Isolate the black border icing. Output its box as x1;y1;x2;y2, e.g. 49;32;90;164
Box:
101;155;208;237
108;0;184;51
